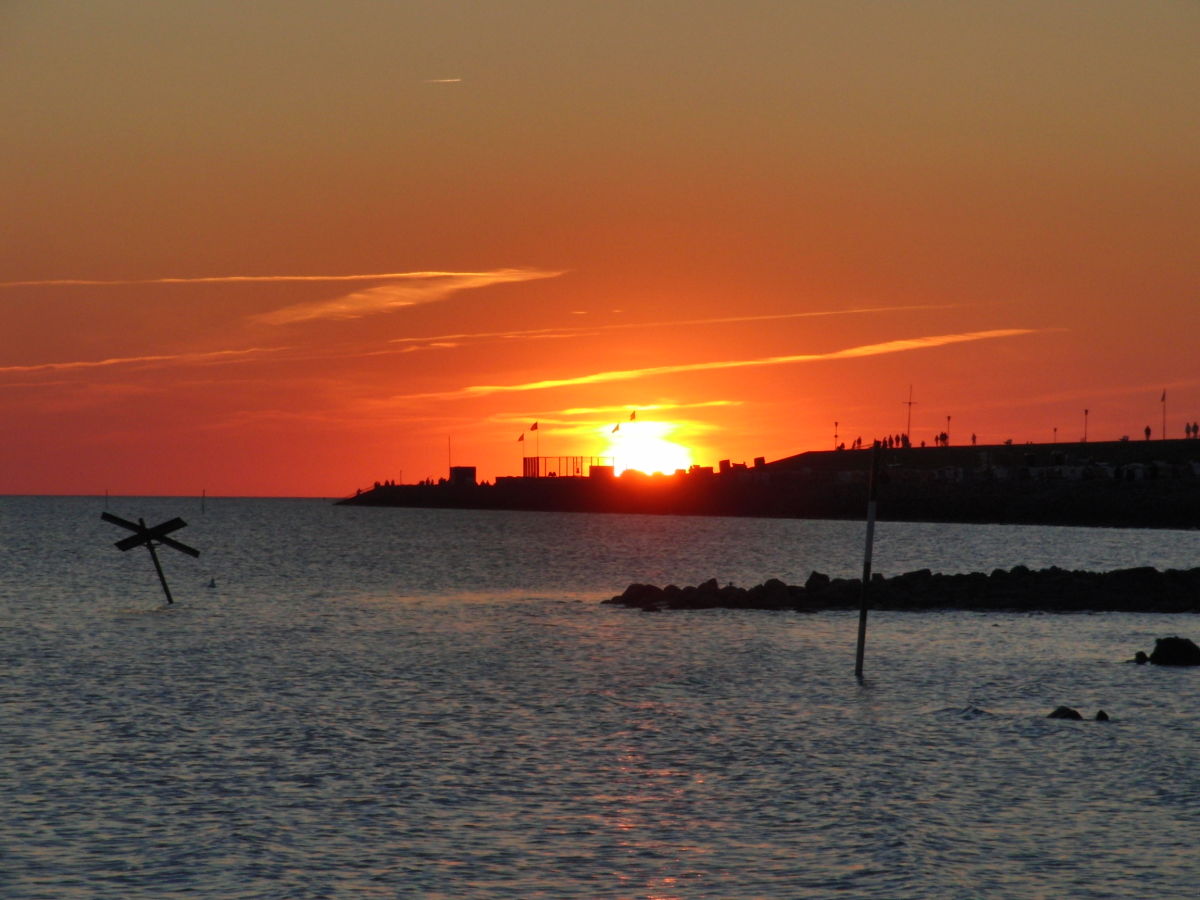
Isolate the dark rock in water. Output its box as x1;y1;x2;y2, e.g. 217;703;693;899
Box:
605;566;1200;613
747;577;793;610
1095;710;1110;721
608;583;662;609
804;571;831;593
1148;636;1200;666
1133;651;1149;665
1048;706;1084;720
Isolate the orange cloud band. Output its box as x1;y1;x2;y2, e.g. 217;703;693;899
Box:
0;269;557;288
0;347;285;376
254;269;565;325
387;303;962;347
408;329;1038;400
0;268;565;326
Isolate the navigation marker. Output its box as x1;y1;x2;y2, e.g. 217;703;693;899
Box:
854;443;883;681
101;512;200;605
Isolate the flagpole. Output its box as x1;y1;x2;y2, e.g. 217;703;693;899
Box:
1162;390;1167;440
528;422;540;476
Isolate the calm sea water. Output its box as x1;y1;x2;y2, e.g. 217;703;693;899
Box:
3;497;1199;899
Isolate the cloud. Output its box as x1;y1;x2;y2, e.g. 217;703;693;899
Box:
401;329;1039;400
253;269;565;325
0;267;565;325
554;400;743;416
387;303;962;348
0;347;285;377
390;325;575;346
0;270;544;288
423;78;463;84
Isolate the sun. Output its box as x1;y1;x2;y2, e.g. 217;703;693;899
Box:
603;420;694;475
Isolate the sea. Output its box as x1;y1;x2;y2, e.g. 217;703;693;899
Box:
3;495;1199;899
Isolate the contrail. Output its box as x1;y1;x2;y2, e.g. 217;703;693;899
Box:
401;329;1040;400
254;269;564;324
0;268;567;325
387;303;963;346
0;347;285;375
0;269;553;288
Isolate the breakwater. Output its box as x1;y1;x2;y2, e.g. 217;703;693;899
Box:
340;474;1200;528
605;565;1200;613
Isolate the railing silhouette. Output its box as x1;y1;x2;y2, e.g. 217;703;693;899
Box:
522;456;613;478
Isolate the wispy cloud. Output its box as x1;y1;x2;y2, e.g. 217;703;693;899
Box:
0;267;565;325
391;326;573;346
387;303;962;348
0;347;285;376
0;270;542;288
401;329;1039;400
253;269;564;325
554;400;743;416
423;78;463;84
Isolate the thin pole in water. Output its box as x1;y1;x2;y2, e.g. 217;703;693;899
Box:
141;517;174;605
855;443;881;680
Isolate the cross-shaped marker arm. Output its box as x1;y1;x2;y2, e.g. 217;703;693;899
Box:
103;513;200;557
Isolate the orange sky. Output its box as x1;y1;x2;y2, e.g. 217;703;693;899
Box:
2;1;1197;496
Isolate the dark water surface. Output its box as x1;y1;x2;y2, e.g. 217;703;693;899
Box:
3;498;1198;898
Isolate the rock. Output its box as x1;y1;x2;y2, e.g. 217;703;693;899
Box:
804;571;831;593
1148;636;1200;666
750;577;793;609
605;567;1200;613
1095;710;1110;721
1047;706;1083;720
607;583;662;609
1133;651;1149;665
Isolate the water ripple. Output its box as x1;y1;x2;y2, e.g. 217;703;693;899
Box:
4;499;1199;897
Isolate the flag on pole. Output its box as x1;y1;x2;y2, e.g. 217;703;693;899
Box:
630;410;636;421
530;421;538;431
518;433;524;442
612;423;620;433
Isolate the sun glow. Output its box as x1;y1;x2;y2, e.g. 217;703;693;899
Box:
604;421;694;475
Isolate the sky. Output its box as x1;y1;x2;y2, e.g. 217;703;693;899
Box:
2;0;1197;496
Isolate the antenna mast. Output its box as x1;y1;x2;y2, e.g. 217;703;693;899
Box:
903;385;917;439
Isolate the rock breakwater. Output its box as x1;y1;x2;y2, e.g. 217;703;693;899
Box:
605;565;1200;613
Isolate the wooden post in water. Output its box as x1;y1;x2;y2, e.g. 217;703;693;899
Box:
142;518;175;604
855;443;881;680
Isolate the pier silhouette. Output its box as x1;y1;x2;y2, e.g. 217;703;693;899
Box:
341;439;1200;529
